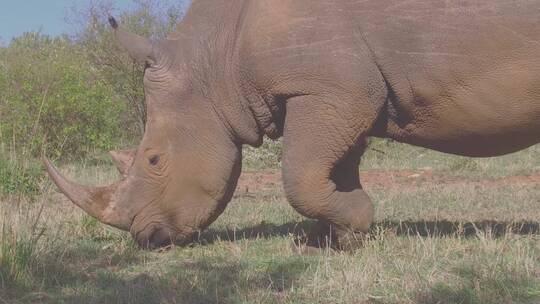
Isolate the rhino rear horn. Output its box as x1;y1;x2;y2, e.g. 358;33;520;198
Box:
108;16;158;65
109;149;136;176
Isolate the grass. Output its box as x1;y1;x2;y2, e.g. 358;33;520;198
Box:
0;153;44;200
361;139;540;177
242;138;540;177
242;139;283;171
0;141;539;303
0;206;43;291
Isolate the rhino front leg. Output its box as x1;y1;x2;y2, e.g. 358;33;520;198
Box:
282;95;378;251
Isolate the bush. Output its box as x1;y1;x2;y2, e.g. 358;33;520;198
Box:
71;0;186;136
0;33;127;159
0;155;44;199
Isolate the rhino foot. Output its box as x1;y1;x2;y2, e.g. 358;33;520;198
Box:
291;221;369;254
333;227;370;252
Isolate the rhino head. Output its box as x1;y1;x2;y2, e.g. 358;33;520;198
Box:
44;17;242;249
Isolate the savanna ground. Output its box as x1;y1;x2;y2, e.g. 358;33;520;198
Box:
1;139;540;304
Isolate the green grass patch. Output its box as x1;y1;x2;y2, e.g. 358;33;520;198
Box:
243;139;282;171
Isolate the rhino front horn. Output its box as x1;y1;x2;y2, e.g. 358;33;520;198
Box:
43;156;131;231
108;15;158;65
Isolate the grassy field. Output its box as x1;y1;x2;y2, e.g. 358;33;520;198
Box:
1;140;539;303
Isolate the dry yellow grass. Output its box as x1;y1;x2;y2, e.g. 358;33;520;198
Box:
1;142;539;303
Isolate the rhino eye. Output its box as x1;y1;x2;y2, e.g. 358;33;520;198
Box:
148;155;160;166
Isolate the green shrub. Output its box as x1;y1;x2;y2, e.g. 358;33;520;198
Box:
0;33;127;159
0;155;44;199
448;158;480;172
73;0;186;137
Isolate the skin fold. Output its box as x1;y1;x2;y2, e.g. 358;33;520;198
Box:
45;0;540;250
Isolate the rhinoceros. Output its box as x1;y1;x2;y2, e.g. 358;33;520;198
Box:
44;0;540;249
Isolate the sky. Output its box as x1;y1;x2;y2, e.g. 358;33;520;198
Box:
0;0;188;45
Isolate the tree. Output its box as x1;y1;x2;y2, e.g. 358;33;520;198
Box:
69;0;187;137
0;33;126;158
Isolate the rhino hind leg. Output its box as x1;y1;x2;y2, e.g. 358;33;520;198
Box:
282;95;377;251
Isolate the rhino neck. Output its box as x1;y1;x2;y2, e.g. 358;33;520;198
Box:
237;76;286;141
175;0;276;147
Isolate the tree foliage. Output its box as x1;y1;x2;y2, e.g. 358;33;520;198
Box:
0;33;126;158
70;0;185;136
0;1;186;159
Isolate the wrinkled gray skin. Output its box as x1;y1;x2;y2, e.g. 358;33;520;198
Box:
45;0;540;250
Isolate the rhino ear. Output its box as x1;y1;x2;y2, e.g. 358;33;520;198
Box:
109;149;136;176
109;16;157;66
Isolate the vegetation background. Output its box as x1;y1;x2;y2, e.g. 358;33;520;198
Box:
0;1;539;303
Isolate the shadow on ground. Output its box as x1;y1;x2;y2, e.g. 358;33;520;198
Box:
376;219;540;237
53;261;242;304
7;238;311;304
413;264;540;304
201;219;540;244
17;262;243;304
6;220;539;303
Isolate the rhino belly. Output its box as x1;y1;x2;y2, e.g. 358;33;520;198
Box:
387;56;540;157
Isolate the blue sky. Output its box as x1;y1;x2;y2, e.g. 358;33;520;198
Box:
0;0;189;45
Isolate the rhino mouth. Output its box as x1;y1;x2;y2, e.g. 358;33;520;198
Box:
134;226;175;249
132;223;199;249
